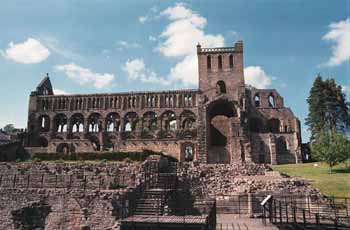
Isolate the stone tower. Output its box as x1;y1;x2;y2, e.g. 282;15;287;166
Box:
196;41;247;163
197;40;245;101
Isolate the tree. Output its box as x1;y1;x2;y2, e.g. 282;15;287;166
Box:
306;75;349;141
311;130;349;174
2;124;15;134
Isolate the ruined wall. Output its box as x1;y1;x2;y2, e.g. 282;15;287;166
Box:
0;162;142;230
27;85;199;161
24;41;302;165
178;162;321;198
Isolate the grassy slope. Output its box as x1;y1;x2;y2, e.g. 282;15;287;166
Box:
273;162;350;198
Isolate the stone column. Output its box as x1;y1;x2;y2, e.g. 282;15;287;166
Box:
247;193;253;215
269;135;277;165
197;97;207;163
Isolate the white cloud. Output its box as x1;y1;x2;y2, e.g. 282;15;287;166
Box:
169;54;198;86
138;16;147;24
55;63;115;89
116;40;141;50
342;85;350;95
138;6;158;24
38;36;82;61
53;88;70;95
149;36;157;41
157;2;224;86
123;58;169;85
322;18;350;66
1;38;50;64
244;66;273;89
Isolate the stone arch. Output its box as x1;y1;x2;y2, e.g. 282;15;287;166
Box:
142;111;157;132
216;81;226;94
207;100;236;163
249;117;264;132
180;110;196;129
38;115;50;132
161;110;177;132
268;93;275;107
268;118;280;133
88;113;101;133
254;94;260;107
276;136;287;153
53;114;68;133
56;143;70;154
124;112;138;132
106;112;120;132
71;113;84;133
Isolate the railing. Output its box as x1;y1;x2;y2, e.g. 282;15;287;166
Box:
262;195;350;229
120;199;217;230
0;173;135;190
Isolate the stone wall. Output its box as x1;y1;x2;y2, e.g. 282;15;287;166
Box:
0;162;142;230
0;160;321;229
178;162;320;198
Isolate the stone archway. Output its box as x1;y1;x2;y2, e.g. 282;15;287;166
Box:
207;99;236;163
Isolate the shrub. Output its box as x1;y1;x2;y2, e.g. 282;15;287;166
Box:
31;149;178;163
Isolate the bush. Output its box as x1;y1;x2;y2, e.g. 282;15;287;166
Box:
31;149;178;163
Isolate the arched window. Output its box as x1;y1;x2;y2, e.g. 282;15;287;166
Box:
277;136;288;152
229;54;234;68
71;113;84;133
268;94;275;107
254;94;260;107
218;55;222;69
184;145;194;161
125;122;132;132
216;81;226;94
88;113;101;133
207;55;211;69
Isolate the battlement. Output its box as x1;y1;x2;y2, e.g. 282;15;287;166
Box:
197;40;243;54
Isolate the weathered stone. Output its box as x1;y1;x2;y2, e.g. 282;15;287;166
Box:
24;41;301;165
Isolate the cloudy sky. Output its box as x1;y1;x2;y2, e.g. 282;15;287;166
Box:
0;0;349;141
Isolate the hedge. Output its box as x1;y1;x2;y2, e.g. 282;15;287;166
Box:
32;149;177;162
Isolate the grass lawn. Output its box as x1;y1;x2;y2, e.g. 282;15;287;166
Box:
273;162;350;198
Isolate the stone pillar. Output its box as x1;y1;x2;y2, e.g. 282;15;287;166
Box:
247;193;253;215
197;97;207;163
269;135;277;165
84;118;89;135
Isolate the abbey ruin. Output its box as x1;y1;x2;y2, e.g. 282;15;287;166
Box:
25;41;302;165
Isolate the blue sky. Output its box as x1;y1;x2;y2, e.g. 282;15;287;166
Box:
0;0;349;142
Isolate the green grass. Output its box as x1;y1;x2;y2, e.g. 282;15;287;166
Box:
273;162;350;198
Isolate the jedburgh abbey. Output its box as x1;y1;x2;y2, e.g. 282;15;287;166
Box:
25;41;302;164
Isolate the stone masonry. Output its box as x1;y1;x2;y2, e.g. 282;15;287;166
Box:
25;41;302;164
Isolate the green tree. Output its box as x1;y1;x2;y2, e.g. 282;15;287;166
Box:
2;124;15;134
311;130;349;174
306;75;349;141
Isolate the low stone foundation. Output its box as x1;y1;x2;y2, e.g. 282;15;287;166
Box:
178;162;320;197
0;161;322;229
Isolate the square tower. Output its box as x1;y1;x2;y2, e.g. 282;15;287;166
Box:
197;41;245;102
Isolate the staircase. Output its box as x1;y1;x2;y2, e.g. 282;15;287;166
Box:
133;189;165;215
132;161;177;216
